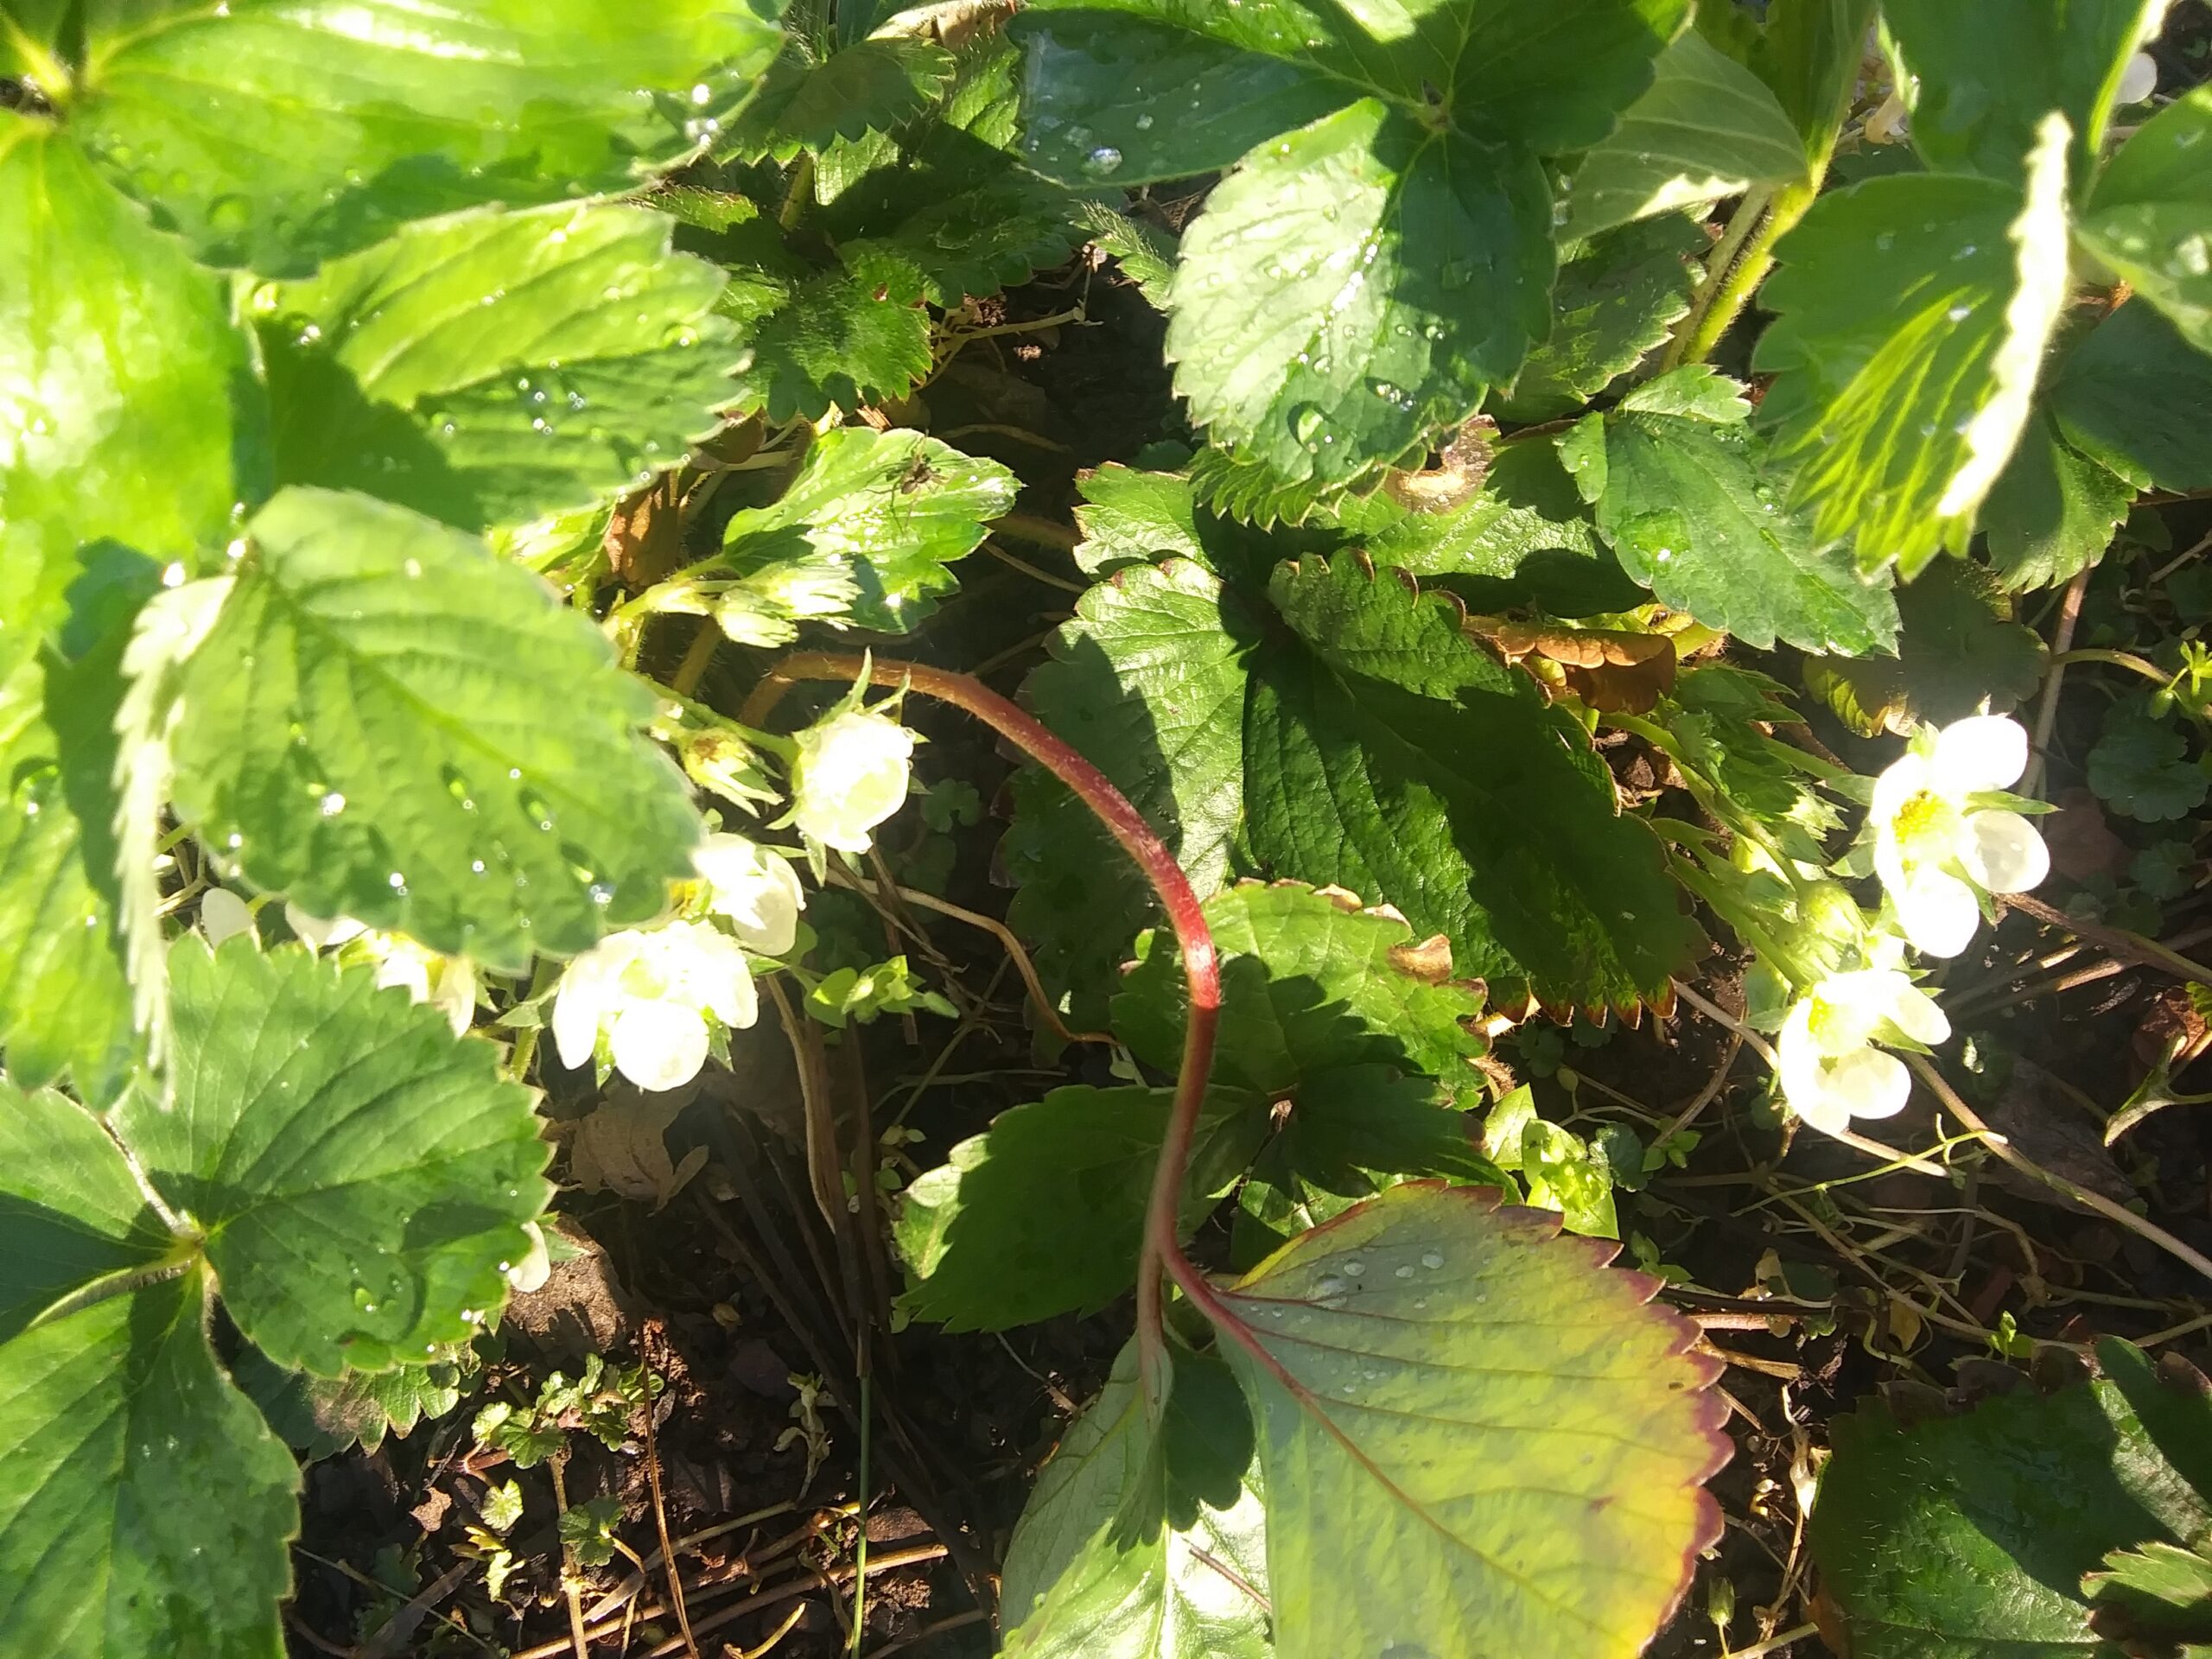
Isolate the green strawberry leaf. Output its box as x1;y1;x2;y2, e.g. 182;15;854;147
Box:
1362;441;1637;618
839;156;1093;308
1694;0;1874;160
1165;98;1553;491
1263;1065;1510;1196
64;0;785;273
1884;0;2153;186
1249;556;1700;1011
1013;556;1698;1016
1581;378;1900;653
721;266;933;423
0;1268;300;1659
719;36;955;162
2088;700;2209;823
2050;301;2212;494
234;1344;471;1459
1559;31;1805;240
256;202;739;535
1810;1345;2212;1658
709;426;1015;639
116;936;550;1376
0;112;257;569
166;487;702;972
1007;5;1353;186
2086;1539;2212;1645
1001;1339;1270;1659
2078;87;2212;353
1753;135;2073;578
1112;880;1489;1096
1801;558;2044;737
1492;215;1704;423
1211;1182;1727;1659
893;1084;1266;1332
0;546;145;1104
0;1081;172;1342
1980;410;2134;592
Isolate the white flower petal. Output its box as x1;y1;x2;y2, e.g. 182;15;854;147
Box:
1880;981;1951;1048
375;950;434;1006
610;999;709;1092
1963;809;2049;895
433;962;480;1037
1933;715;2029;794
285;904;366;950
1894;868;1981;958
791;710;915;853
505;1222;551;1294
1871;750;1932;823
1777;1000;1830;1102
1826;1046;1911;1121
552;938;630;1070
2118;49;2158;105
696;834;804;954
200;887;254;946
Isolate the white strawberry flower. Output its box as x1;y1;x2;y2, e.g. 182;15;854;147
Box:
692;833;804;955
788;708;915;854
552;919;757;1093
1777;960;1950;1136
1870;715;2050;957
285;904;480;1035
199;887;256;946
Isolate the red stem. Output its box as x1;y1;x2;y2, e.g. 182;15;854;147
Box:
740;653;1219;1410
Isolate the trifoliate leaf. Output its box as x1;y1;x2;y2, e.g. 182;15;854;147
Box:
166;487;702;971
1185;442;1400;532
894;1084;1265;1331
65;0;785;272
1801;558;2044;736
1001;1340;1270;1659
1070;461;1351;583
711;427;1015;639
0;113;256;569
1559;30;1805;240
719;37;956;162
1584;397;1899;653
2088;701;2209;823
1753;124;2074;578
1811;1348;2212;1657
1519;1117;1618;1238
1492;215;1704;422
1165;99;1553;490
0;1270;299;1659
722;268;934;423
0;1081;171;1342
256;202;738;534
2078;87;2212;353
234;1345;470;1459
1113;881;1487;1096
1884;0;2153;186
1213;1183;1727;1659
2050;302;2212;494
1980;411;2133;592
115;937;550;1376
1249;557;1700;1010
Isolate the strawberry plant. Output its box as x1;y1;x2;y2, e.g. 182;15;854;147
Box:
3;0;2209;1655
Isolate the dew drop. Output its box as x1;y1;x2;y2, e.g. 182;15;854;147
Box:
1945;302;1972;321
318;791;346;817
1340;1259;1366;1278
1084;144;1123;176
1421;1250;1445;1270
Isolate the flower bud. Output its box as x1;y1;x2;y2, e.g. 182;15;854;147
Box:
789;709;915;854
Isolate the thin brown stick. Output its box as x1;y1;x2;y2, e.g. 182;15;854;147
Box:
863;1610;990;1658
1907;1052;2212;1285
2001;891;2212;992
982;540;1087;594
989;512;1082;554
547;1452;593;1659
2026;564;2092;797
764;976;846;1231
873;880;1112;1046
639;1325;699;1659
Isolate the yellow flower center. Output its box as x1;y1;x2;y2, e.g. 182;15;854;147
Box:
1891;788;1962;863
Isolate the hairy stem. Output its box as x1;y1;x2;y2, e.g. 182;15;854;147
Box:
742;653;1220;1413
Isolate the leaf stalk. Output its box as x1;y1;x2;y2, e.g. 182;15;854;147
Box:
740;653;1221;1414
